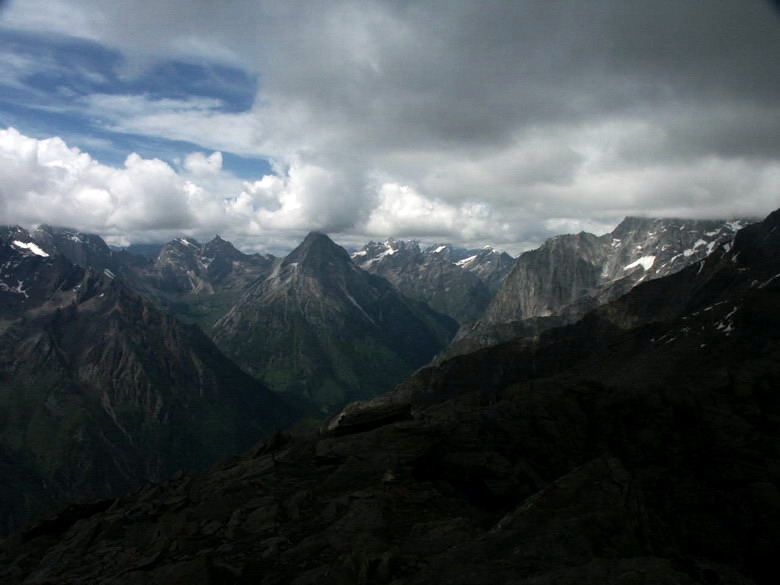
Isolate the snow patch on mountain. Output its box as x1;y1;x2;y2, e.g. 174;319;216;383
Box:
12;241;49;257
624;255;656;271
456;254;478;267
0;278;28;297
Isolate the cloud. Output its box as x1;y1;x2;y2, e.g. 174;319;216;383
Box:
82;94;262;157
363;183;512;242
0;127;195;233
1;0;779;252
183;151;222;176
0;127;374;251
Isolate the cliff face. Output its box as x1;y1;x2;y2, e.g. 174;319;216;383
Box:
352;239;512;324
454;246;515;292
443;216;751;358
0;232;291;536
213;233;457;415
2;211;779;585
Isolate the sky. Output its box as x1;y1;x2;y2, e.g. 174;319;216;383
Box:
0;0;778;255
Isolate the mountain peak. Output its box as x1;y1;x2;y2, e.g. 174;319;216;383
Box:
0;225;33;242
203;235;240;255
172;237;201;249
285;232;350;266
302;230;331;244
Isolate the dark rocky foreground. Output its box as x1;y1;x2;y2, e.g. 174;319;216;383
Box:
2;211;780;584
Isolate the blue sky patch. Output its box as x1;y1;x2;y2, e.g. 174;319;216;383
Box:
0;29;270;179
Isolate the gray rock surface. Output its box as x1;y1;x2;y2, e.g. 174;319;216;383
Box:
444;216;751;359
352;239;513;324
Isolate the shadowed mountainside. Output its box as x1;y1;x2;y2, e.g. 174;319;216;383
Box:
0;234;291;536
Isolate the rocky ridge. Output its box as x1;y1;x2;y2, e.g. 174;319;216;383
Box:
453;245;515;292
352;239;513;324
122;235;277;331
444;216;751;358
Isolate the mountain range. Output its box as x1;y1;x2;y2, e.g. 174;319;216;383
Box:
121;235;277;331
1;208;777;584
352;239;513;324
0;230;290;535
2;218;751;416
444;216;750;359
0;214;756;542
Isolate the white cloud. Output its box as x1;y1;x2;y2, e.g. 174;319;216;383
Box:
82;94;263;157
363;183;512;242
183;151;222;176
0;128;194;232
226;158;370;233
0;128;371;250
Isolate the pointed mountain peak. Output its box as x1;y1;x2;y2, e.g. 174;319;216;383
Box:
610;216;657;238
156;237;203;267
285;232;351;266
159;238;202;257
302;231;331;245
204;234;240;254
33;223;55;235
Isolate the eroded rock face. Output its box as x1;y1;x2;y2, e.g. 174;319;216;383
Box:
443;216;752;359
453;246;515;293
3;211;779;584
352;239;513;324
32;225;117;272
